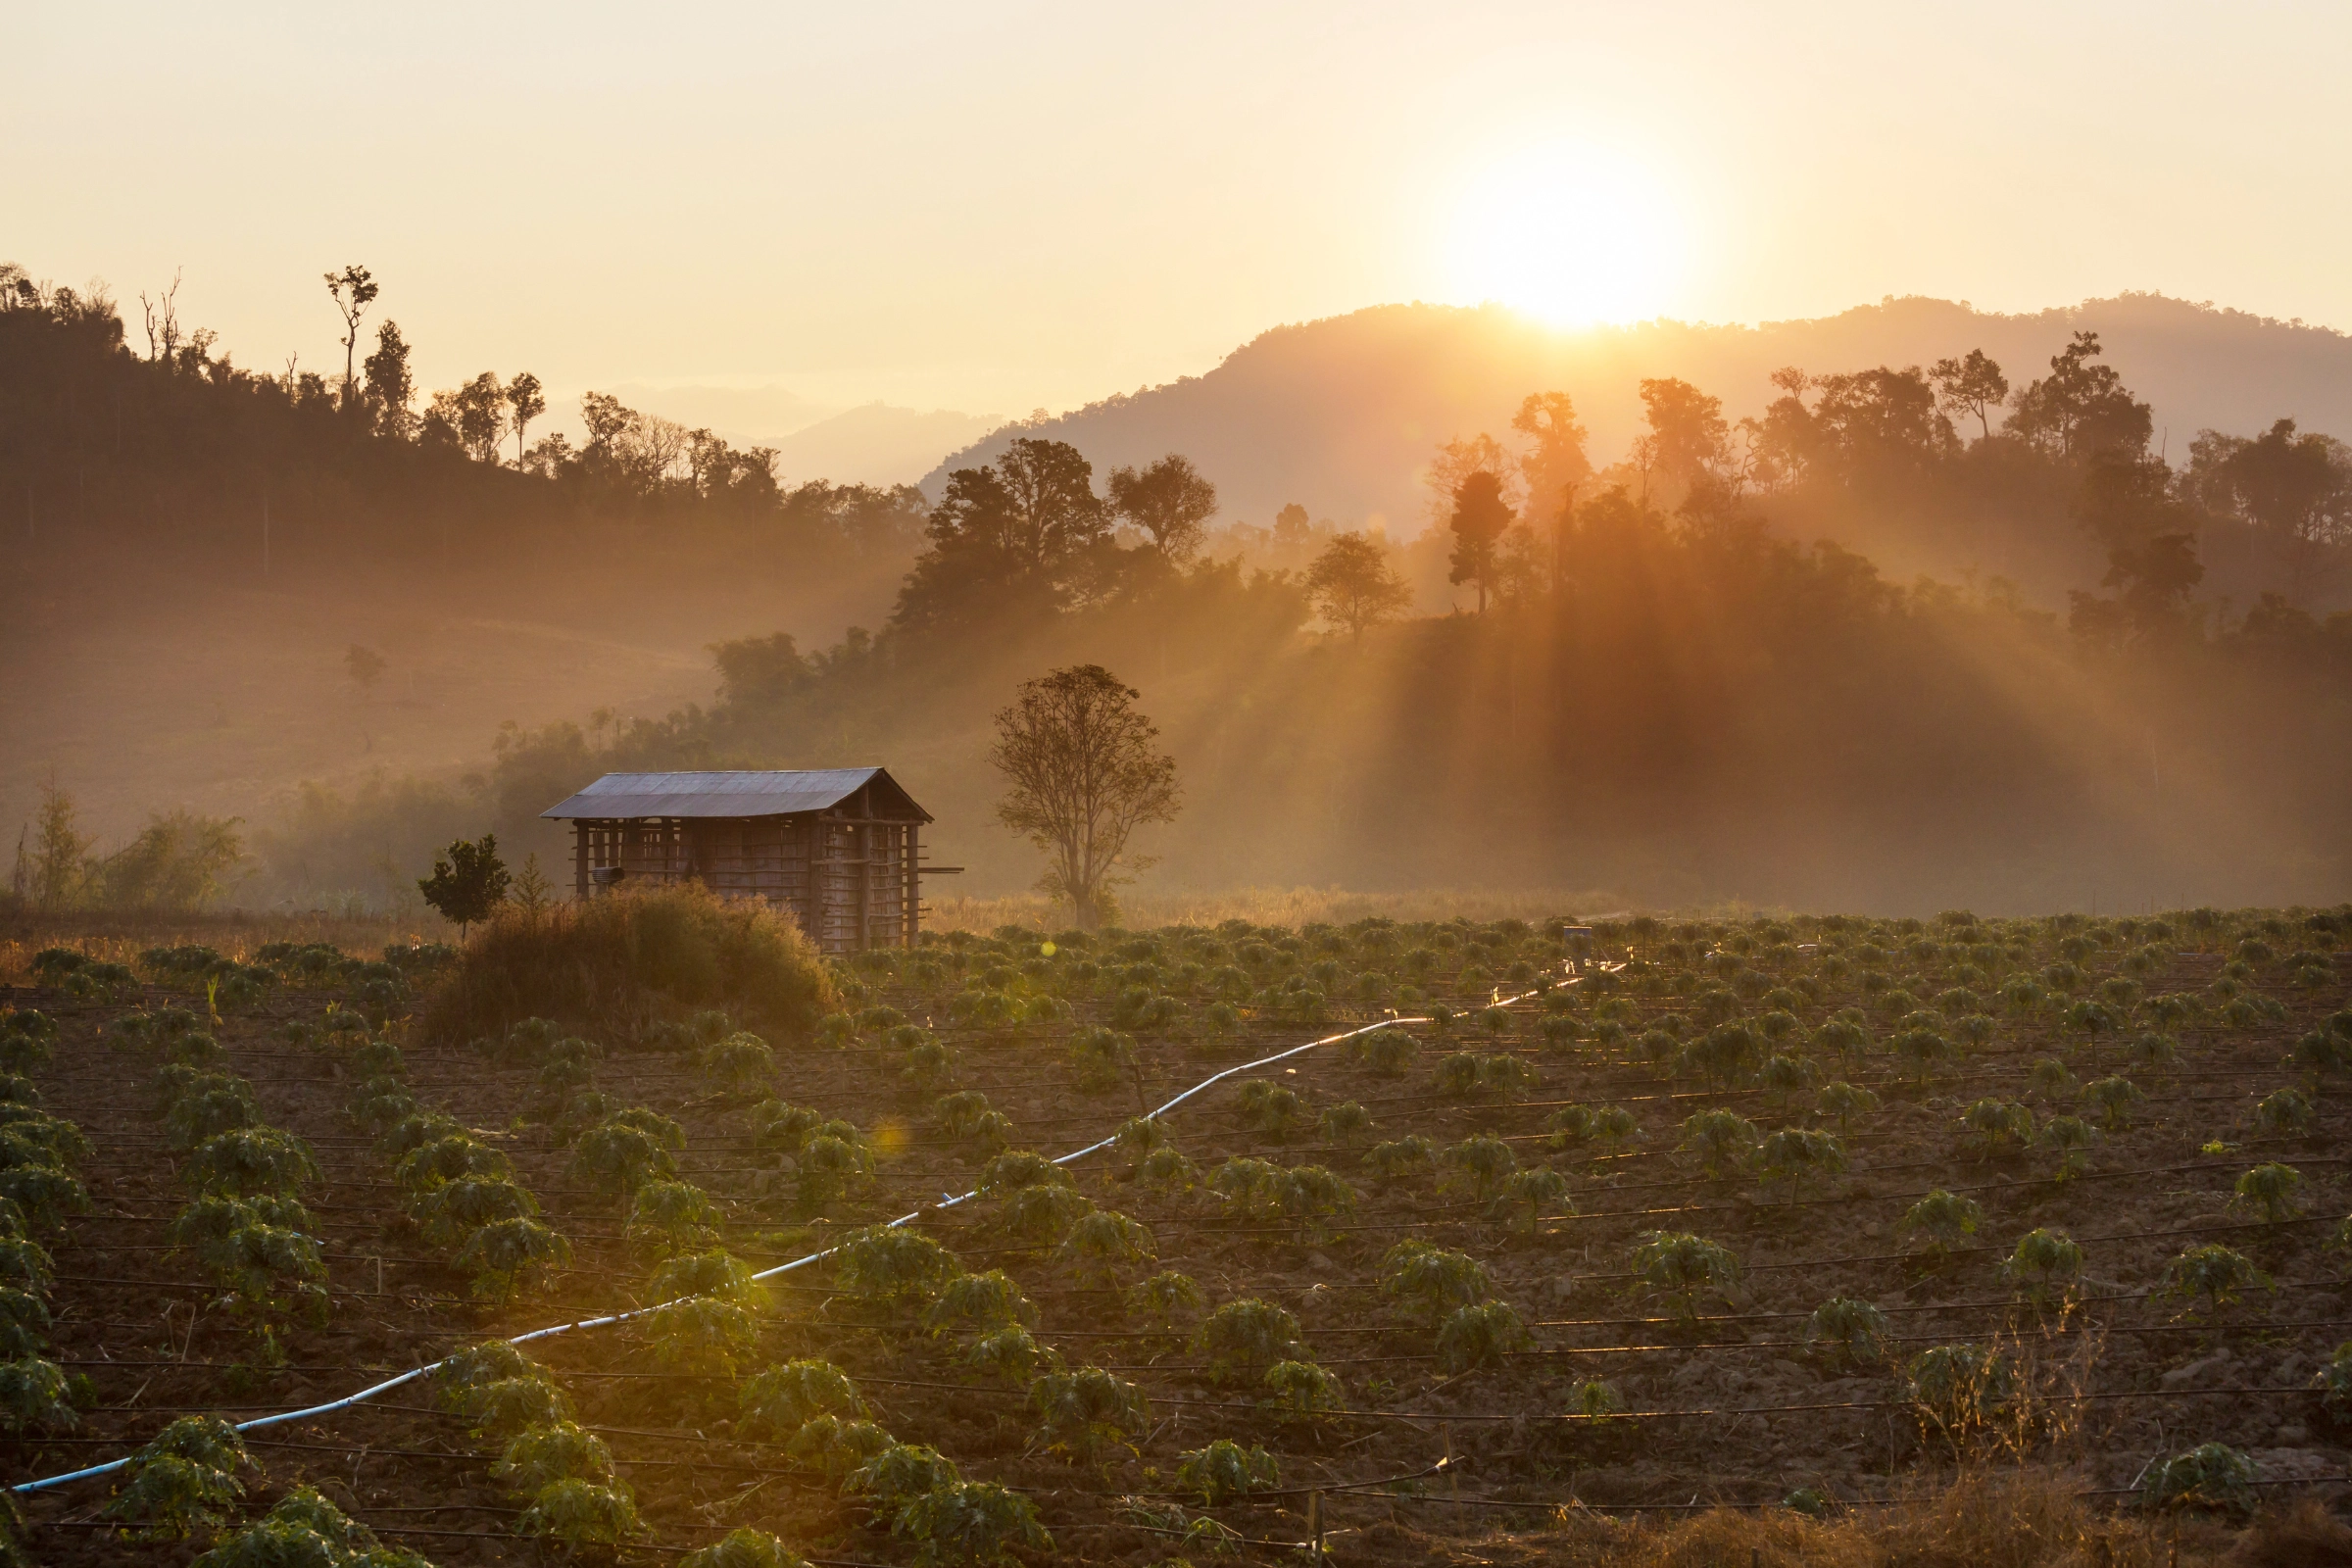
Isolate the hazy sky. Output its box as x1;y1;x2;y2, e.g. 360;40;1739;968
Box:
11;2;2349;416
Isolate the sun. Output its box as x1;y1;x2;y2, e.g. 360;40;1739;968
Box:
1446;144;1686;326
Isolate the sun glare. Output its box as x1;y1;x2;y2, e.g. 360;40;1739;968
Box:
1446;144;1686;326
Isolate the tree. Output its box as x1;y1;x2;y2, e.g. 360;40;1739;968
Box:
343;644;386;698
1446;470;1514;613
507;372;547;465
897;439;1112;627
1424;433;1518;525
16;783;92;910
1635;377;1730;486
1304;533;1411;638
1930;349;2009;441
2186;417;2352;604
418;834;511;938
2004;331;2151;460
1512;391;1592;523
322;264;378;410
435;372;509;464
362;320;416;438
990;665;1178;931
1106;454;1218;563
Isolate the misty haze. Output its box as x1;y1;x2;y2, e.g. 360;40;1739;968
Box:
4;6;2350;1566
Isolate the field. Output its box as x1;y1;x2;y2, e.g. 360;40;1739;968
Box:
1;899;2349;1565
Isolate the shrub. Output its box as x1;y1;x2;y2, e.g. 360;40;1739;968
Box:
2081;1075;2144;1130
1900;1190;1984;1255
1029;1365;1148;1463
1492;1167;1571;1234
570;1110;685;1198
837;1227;959;1308
1261;1358;1343;1420
888;1480;1052;1568
646;1296;761;1378
2002;1228;2083;1309
2254;1087;2314;1137
1135;1147;1194;1194
962;1326;1047;1385
1196;1299;1303;1382
850;1445;961;1509
1755;1128;1846;1202
625;1180;721;1258
1356;1030;1416;1076
2138;1443;2258;1518
0;1355;76;1434
1362;1135;1436;1183
101;1415;248;1540
681;1527;812;1568
2040;1114;2097;1180
1815;1081;1879;1135
1435;1300;1529;1372
420;884;837;1045
1057;1210;1155;1288
1907;1344;2016;1443
1316;1100;1373;1147
1381;1241;1488;1323
1959;1100;2034;1158
1237;1080;1309;1136
497;1420;613;1494
394;1133;512;1194
452;1217;570;1302
1676;1109;1759;1181
519;1477;644;1549
1001;1184;1095;1244
1174;1440;1277;1506
190;1486;404;1568
740;1358;863;1440
1630;1232;1739;1322
2160;1244;2272;1316
977;1149;1067;1197
2232;1161;2303;1223
1123;1269;1205;1331
698;1033;777;1095
924;1271;1037;1340
1805;1297;1889;1366
1440;1134;1517;1200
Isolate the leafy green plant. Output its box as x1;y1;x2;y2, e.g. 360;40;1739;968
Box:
1361;1135;1436;1183
2137;1443;2257;1518
1123;1269;1205;1331
962;1326;1047;1385
1173;1439;1277;1506
180;1128;318;1199
1440;1133;1517;1200
1195;1298;1304;1382
698;1032;776;1095
850;1445;962;1510
1899;1190;1984;1257
2040;1114;2097;1180
2001;1228;2083;1310
1804;1297;1890;1367
1381;1241;1489;1323
888;1480;1052;1568
1906;1344;2016;1446
1435;1300;1529;1372
497;1420;614;1494
1815;1081;1879;1135
2253;1087;2313;1137
2231;1161;2303;1223
1238;1080;1309;1136
1676;1109;1759;1180
1630;1232;1740;1322
786;1412;896;1479
1491;1166;1570;1234
680;1527;811;1568
1755;1127;1846;1203
2081;1075;2144;1131
740;1358;864;1441
625;1180;721;1259
837;1227;958;1309
2159;1244;2272;1317
1028;1365;1148;1463
0;1355;77;1434
1057;1209;1155;1288
1001;1183;1095;1244
101;1415;249;1541
1959;1099;2034;1159
646;1295;760;1378
409;1177;539;1249
923;1270;1037;1339
1135;1147;1195;1194
189;1485;417;1568
393;1132;512;1194
1261;1358;1343;1421
518;1477;643;1549
977;1149;1068;1197
452;1217;569;1302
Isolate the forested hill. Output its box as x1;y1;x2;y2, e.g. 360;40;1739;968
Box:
927;294;2352;532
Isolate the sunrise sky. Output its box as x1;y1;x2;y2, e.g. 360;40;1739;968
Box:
11;2;2350;418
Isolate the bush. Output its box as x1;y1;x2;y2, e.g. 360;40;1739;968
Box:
1907;1344;2016;1443
625;1180;721;1258
452;1217;570;1301
2138;1443;2258;1518
1630;1232;1740;1322
420;885;838;1045
681;1528;811;1568
923;1271;1037;1339
1381;1241;1488;1323
1174;1439;1276;1506
646;1296;761;1379
1028;1365;1148;1463
181;1128;318;1199
850;1446;961;1509
1262;1357;1343;1420
1057;1209;1155;1288
190;1486;407;1568
889;1480;1052;1568
2159;1244;2272;1316
2001;1228;2082;1309
740;1358;862;1440
497;1420;613;1494
1805;1297;1889;1366
1362;1135;1436;1183
2232;1161;2303;1223
1123;1269;1204;1331
0;1355;76;1434
570;1110;685;1198
836;1227;958;1307
1196;1298;1303;1382
1900;1190;1984;1255
698;1032;776;1095
519;1477;643;1549
101;1415;248;1540
786;1413;895;1479
1435;1300;1528;1372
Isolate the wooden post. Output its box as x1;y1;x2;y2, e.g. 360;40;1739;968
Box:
572;821;589;901
1444;1421;1458;1528
1307;1490;1322;1564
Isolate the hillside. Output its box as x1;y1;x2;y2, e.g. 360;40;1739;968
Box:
926;295;2352;536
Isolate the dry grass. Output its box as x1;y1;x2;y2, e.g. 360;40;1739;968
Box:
416;884;838;1046
0;905;437;983
920;884;1642;934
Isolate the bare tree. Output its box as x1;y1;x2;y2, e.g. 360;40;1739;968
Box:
323;264;379;409
990;664;1179;930
139;270;183;362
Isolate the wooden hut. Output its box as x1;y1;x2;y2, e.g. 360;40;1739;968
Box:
540;768;946;954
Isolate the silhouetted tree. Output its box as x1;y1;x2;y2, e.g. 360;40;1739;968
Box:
507;372;546;464
1446;470;1514;613
1511;392;1592;523
418;833;511;938
362;321;416;438
1931;349;2009;441
323;265;378;409
1305;532;1412;638
2005;332;2151;460
897;439;1113;627
1634;377;1730;487
1108;454;1218;563
990;664;1178;930
2187;418;2352;604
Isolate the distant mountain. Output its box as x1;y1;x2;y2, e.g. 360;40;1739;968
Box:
923;295;2352;532
772;404;1003;487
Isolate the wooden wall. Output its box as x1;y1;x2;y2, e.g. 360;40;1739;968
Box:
570;812;919;954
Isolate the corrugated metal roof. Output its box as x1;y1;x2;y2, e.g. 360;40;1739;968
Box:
540;768;930;821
